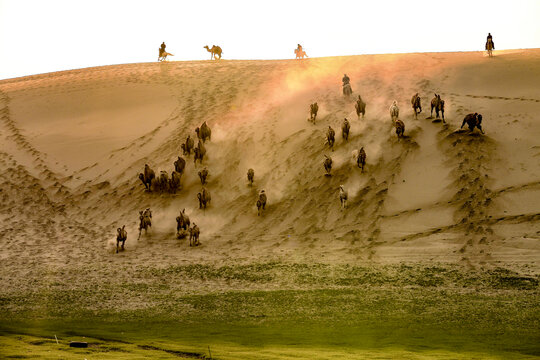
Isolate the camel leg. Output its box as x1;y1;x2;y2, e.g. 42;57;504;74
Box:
116;241;119;253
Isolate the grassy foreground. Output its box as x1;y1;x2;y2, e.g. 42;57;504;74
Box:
1;263;539;359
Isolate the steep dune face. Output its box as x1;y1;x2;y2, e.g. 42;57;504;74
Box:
1;50;539;270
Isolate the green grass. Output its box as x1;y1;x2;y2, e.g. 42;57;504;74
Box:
1;332;533;360
1;263;539;359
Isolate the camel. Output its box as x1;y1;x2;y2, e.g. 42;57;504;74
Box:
339;185;348;210
138;209;152;239
486;39;494;57
157;171;170;193
116;225;127;253
342;118;350;141
195;121;211;143
170;170;182;193
461;113;484;134
394;119;405;138
176;209;191;232
182;135;195;156
343;83;352;97
143;207;152;218
390;101;399;121
174;156;186;174
294;48;308;59
158;50;174;62
197;188;211;209
204;45;222;60
257;190;267;216
150;177;160;193
247;168;254;186
355;95;366;118
139;164;155;191
326;126;335;151
411;93;422;119
324;155;333;176
189;223;200;246
309;102;319;123
357;147;366;172
431;94;445;122
194;140;206;164
198;167;209;185
194;148;203;164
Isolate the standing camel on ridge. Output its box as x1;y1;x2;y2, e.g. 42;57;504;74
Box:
204;45;222;60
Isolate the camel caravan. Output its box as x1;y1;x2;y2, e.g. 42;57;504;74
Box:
127;116;271;251
138;121;212;193
138;164;182;194
119;39;494;252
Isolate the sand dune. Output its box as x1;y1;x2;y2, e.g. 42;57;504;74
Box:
1;49;539;281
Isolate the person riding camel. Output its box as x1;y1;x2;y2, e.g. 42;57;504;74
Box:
159;42;166;57
486;33;494;50
342;74;350;85
297;44;303;53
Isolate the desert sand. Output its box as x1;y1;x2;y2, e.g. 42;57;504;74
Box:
1;49;539;358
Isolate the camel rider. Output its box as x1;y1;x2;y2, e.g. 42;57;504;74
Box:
297;44;303;53
160;42;166;56
342;74;350;86
486;33;494;50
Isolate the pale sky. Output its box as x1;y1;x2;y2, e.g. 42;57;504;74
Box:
0;0;539;80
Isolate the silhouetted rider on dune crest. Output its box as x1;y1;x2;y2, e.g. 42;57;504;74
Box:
159;42;166;57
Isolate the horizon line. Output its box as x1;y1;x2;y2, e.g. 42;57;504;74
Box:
1;47;537;83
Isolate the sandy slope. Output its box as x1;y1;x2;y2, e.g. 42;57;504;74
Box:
0;50;539;282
